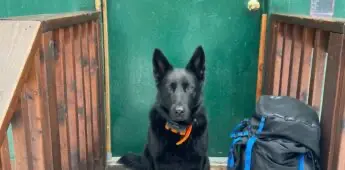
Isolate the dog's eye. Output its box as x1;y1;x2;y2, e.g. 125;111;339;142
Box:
183;82;194;92
182;82;189;90
170;82;177;91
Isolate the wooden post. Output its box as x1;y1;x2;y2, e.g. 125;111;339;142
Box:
256;14;267;100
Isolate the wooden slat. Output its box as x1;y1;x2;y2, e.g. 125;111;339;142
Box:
271;13;345;34
338;106;345;169
337;71;345;168
288;25;303;98
272;23;284;96
339;134;345;169
54;29;71;170
65;27;80;170
80;23;94;169
74;25;88;170
11;93;33;170
96;20;106;168
30;50;46;170
263;21;278;97
280;24;293;96
308;30;328;114
297;28;314;103
40;31;61;170
0;135;12;170
320;33;345;170
0;20;41;144
89;21;101;169
334;36;345;170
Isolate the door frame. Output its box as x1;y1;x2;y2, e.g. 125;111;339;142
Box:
95;0;112;160
96;0;266;166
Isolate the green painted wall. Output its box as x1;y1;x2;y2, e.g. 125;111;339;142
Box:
268;0;309;15
0;0;94;17
108;0;261;157
269;0;345;18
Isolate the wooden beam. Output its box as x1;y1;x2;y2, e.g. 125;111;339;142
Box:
100;0;112;158
320;33;345;170
256;14;267;101
0;135;12;170
2;11;100;33
271;13;345;34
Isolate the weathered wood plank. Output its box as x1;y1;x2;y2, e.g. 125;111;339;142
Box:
11;92;33;170
74;25;88;170
0;135;12;170
82;23;95;170
263;21;278;99
89;21;101;169
272;23;284;96
320;33;345;170
96;20;106;168
333;36;345;170
0;20;41;144
297;27;314;103
29;50;46;170
65;27;80;170
308;30;328;114
271;13;345;34
280;24;293;96
4;11;100;33
54;28;71;170
288;25;303;98
40;31;62;170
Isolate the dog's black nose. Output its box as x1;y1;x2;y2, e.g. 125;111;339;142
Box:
175;106;184;115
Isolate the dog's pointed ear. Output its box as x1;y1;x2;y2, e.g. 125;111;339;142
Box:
152;48;173;82
186;46;205;81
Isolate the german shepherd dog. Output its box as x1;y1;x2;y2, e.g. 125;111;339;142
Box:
118;46;210;170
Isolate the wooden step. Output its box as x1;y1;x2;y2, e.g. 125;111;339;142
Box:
106;157;227;170
106;165;226;170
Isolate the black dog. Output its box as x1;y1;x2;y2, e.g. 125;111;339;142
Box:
118;46;209;170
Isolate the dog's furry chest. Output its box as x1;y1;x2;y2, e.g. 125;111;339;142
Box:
154;146;207;170
161;140;200;156
148;128;208;158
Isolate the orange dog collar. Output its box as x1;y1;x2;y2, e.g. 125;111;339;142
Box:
165;122;193;145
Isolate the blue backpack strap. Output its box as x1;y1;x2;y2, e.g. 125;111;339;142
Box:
228;119;251;169
227;137;241;168
244;117;266;170
230;131;249;138
298;154;305;170
244;137;257;170
257;117;266;132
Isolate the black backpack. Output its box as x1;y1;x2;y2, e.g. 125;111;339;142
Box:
227;95;321;170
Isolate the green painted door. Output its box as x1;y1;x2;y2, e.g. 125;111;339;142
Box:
108;0;261;157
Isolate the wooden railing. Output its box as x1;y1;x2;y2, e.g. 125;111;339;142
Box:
0;11;105;170
263;13;345;170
